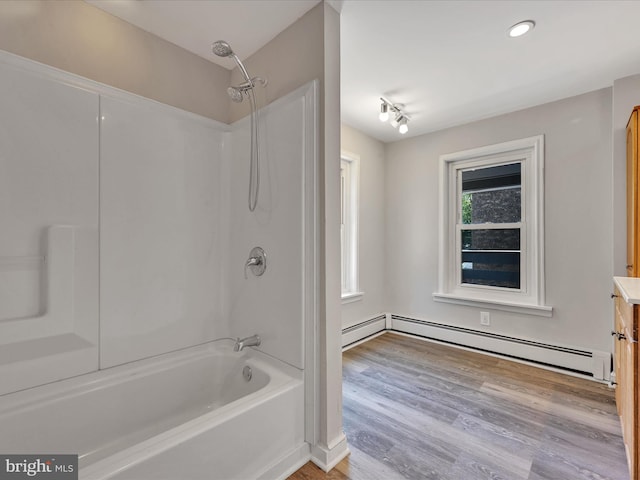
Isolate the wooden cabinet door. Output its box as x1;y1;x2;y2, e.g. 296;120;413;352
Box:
622;336;638;477
627;108;639;277
615;301;624;413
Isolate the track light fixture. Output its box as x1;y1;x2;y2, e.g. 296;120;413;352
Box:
379;97;410;135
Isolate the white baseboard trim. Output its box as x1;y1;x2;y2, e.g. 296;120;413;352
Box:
341;314;386;348
342;331;386;352
310;433;350;472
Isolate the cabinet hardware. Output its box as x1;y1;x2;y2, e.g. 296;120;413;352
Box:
611;293;619;298
611;330;627;341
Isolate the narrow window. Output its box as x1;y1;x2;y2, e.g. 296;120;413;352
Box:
341;152;362;303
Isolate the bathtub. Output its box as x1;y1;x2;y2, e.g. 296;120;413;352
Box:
0;340;307;479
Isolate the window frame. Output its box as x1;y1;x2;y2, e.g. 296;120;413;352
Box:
340;151;363;303
433;135;552;317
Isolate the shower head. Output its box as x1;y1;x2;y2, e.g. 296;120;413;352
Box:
211;40;234;58
227;86;243;103
211;39;252;86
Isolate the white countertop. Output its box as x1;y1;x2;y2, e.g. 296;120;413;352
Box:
614;276;640;304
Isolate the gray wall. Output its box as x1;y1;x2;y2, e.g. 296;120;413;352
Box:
385;88;613;354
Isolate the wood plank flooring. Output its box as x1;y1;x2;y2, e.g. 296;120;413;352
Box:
288;332;629;480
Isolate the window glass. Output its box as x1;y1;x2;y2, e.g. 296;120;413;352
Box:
461;163;521;224
341;153;360;299
461;230;521;289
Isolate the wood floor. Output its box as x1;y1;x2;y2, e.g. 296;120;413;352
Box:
288;332;629;480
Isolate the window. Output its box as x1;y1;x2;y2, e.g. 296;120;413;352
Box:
434;136;552;316
341;151;362;303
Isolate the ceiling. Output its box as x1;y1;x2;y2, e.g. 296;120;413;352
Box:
88;0;640;143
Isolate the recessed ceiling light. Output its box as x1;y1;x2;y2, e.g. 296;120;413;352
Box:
508;20;535;38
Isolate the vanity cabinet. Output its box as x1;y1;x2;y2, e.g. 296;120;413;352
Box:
613;280;638;479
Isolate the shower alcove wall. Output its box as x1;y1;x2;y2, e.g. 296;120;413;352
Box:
0;50;318;476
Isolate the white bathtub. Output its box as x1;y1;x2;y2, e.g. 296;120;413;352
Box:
0;340;307;479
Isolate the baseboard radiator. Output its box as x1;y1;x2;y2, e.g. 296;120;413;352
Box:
391;314;610;379
341;315;386;348
341;313;610;380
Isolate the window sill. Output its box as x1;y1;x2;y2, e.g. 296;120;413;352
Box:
432;292;553;317
341;292;364;304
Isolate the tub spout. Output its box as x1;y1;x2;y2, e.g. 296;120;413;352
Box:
234;335;261;352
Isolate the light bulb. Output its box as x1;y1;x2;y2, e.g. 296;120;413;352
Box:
508;20;535;38
399;120;408;134
379;103;389;122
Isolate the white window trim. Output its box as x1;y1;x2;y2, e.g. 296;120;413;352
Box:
341;151;363;303
433;135;552;317
341;291;364;304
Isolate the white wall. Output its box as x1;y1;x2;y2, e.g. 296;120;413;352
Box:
340;124;386;329
385;88;613;356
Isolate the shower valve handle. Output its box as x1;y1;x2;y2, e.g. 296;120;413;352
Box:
244;247;267;279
